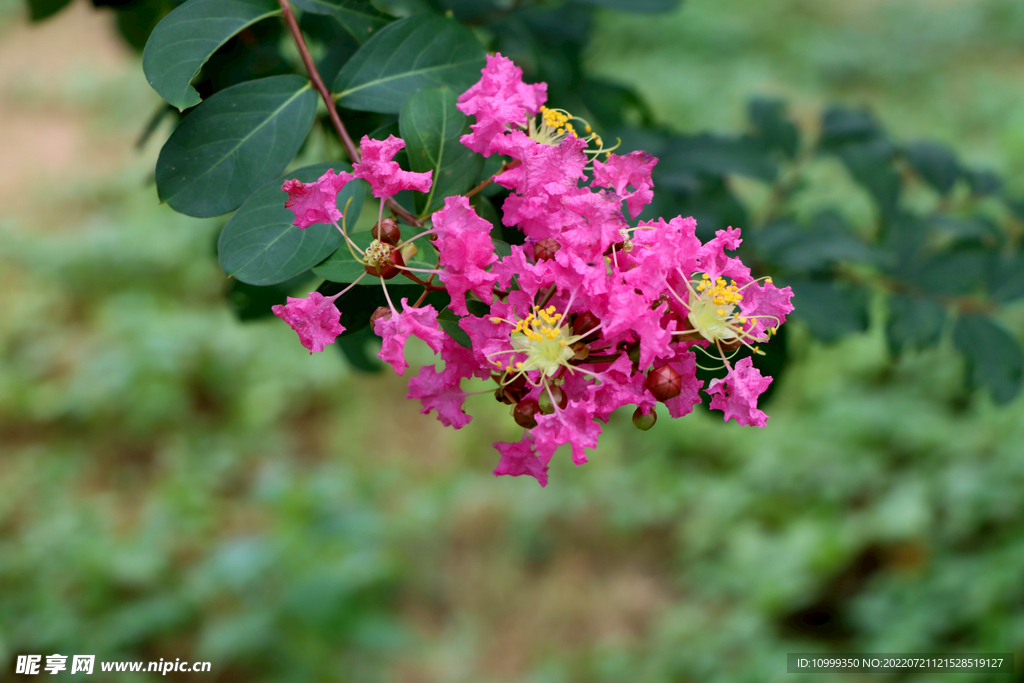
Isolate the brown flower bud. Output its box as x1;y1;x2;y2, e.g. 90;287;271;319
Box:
534;238;561;261
538;385;568;414
645;364;683;402
513;398;541;429
372;218;400;245
572;311;601;339
369;306;392;328
632;406;657;430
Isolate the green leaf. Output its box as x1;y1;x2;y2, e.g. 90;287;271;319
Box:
290;0;390;43
156;75;318;218
787;279;869;343
219;164;366;285
399;87;483;215
904;141;960;195
142;0;281;110
313;245;367;283
953;314;1024;404
658;133;778;183
748;97;799;159
886;295;945;354
336;326;384;372
25;0;73;22
836;139;900;220
332;14;486;114
751;213;878;272
437;308;472;348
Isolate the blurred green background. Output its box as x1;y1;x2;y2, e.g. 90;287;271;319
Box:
2;0;1024;681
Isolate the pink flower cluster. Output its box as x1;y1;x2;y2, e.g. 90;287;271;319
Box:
273;54;794;486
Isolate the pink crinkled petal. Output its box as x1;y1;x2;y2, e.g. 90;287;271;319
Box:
407;366;472;428
706;356;772;427
272;292;345;353
533;399;601;466
352;135;433;199
591;150;658;219
432;196;499;315
659;351;704;418
372;298;445;375
457;53;547;157
493;434;549;487
282;169;354;228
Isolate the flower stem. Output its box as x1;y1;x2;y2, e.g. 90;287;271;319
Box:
277;0;422;228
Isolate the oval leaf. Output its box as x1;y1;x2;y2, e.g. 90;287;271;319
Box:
289;0;389;43
399;86;483;215
157;75;318;218
953;314;1024;405
143;0;281;111
219;164;366;285
332;13;486;114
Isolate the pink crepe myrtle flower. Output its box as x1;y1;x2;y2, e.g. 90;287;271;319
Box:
493;435;550;487
592;150;657;219
457;52;547;157
282;169;353;228
352;135;433;199
372;298;446;375
431;196;499;315
273;55;795;486
407;336;489;429
706;356;773;427
272;291;345;353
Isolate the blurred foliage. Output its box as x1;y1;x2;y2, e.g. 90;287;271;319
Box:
5;0;1024;681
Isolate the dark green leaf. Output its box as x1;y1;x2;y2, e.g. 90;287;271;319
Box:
905;141;960;195
437;308;472;348
902;250;988;297
965;168;1002;196
953;314;1024;404
142;0;280;110
748;97;799;159
219;165;365;285
399;87;483;215
290;0;390;43
332;14;486;114
987;252;1024;304
886;294;946;354
577;78;655;129
819;106;884;149
786;279;869;343
226;272;316;320
25;0;73;22
751;213;879;272
658;133;778;183
836;139;900;220
313;246;367;283
336;326;385;372
156;75;318;217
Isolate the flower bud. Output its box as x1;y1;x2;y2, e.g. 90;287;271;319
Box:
538;385;567;414
572;311;601;339
534;238;561;262
570;342;589;362
513;398;540;428
632;406;657;430
645;364;682;402
372;218;400;245
369;306;392;327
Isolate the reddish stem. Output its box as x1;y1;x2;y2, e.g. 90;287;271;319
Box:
277;0;422;228
464;159;519;199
